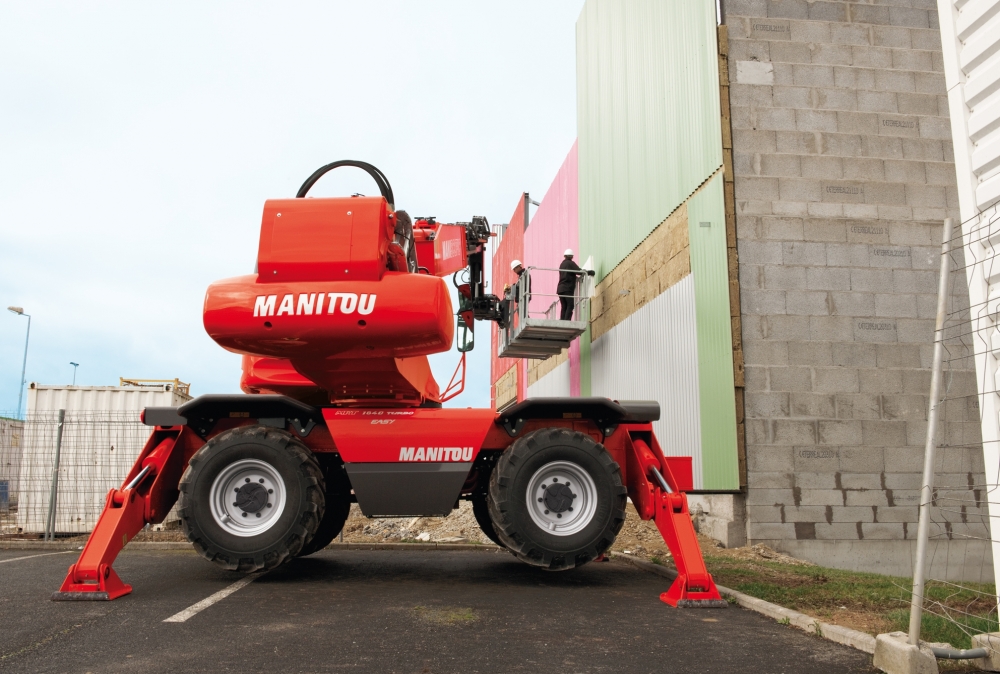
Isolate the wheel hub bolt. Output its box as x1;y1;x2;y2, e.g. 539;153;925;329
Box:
242;512;248;517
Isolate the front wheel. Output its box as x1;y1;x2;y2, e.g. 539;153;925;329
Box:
178;425;324;572
487;428;626;570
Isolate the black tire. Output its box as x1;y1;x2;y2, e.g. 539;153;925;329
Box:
488;428;626;571
178;425;324;572
297;459;352;557
471;490;505;548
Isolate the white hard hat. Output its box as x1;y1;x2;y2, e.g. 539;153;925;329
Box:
510;259;523;270
564;249;574;257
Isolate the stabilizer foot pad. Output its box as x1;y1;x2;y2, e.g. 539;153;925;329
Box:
51;591;111;601
675;599;729;608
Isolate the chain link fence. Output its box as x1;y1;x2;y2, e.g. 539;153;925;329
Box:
0;410;153;537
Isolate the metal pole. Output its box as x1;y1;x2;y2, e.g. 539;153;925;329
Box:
908;217;954;646
45;409;65;542
16;314;30;420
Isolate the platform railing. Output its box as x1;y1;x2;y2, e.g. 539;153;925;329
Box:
498;266;592;359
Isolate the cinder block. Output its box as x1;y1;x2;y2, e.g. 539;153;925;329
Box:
739;240;784;265
799;489;849;506
808;1;846;22
829;291;876;317
852;46;894;69
884;159;926;184
842;157;886;180
766;0;807;19
905;184;945;207
839;473;883;490
772;201;808;216
875;293;917;318
860;367;903;393
770;366;813;392
746;487;797;505
790;391;837;417
904;420;927;447
808;202;844;217
739;262;764;290
794;445;841;471
892;48;932;72
873;26;912;49
832;342;877;367
924;161;957;185
864;182;907;205
770;40;813;64
806;267;851;290
897;92;940;116
818;420;863;444
877;204;913;220
814;366;860;393
787;341;833;367
858;89;898;113
792;64;834;88
874;69;916;94
745;504;786;523
749;522;797;539
888;6;929;29
743;289;787;315
895;317;933;343
756;107;798;131
862;522;906;539
789;19;830;43
729;39;771;63
773;86;812;109
747;446;795;472
761;154;802;177
744;338;789;366
826;243;870;267
834;66;876;90
811;43;853;66
835;393;881;420
745;391;791;417
839;446;885;472
802;218;848;242
902;137;944;161
913;72;946;96
782;505;831;522
863;420;908;446
734;129;778;154
879;344;921;368
764;264;808;289
862;135;904;159
910;28;941;51
815;523;861;539
851;4;891;25
810;315;856;341
831;505;879;522
792;472;839;489
851;268;894;292
814;87;859;111
786;290;832;315
762;216;804;240
801;154;844;179
892;269;937;294
881;395;926;421
874;506;919;522
739;176;781;201
846;490;891;506
831;23;870;46
843;203;880;218
731;82;775;107
796;109;838;133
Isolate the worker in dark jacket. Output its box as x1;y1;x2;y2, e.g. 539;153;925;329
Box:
557;249;581;320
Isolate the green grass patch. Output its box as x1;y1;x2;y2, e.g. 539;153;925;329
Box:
703;550;996;648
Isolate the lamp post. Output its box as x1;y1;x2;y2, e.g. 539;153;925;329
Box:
7;306;30;420
70;362;79;386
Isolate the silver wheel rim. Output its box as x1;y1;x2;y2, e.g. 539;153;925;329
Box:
525;460;598;536
209;459;287;537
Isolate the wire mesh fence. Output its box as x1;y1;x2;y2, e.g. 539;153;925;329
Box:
0;410;154;537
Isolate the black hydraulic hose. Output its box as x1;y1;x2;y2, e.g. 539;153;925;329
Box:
296;160;395;208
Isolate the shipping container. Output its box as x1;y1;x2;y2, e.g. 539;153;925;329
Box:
17;383;191;533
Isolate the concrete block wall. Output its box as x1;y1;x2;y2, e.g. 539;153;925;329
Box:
726;0;991;580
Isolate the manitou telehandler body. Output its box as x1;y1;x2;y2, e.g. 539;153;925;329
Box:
53;161;724;607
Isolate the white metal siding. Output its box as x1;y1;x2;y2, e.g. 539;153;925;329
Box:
939;0;1000;597
527;360;572;398
590;274;704;488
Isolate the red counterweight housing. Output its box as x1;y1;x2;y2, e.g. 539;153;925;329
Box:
203;195;454;406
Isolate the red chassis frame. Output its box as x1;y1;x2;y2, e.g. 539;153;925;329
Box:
54;410;724;607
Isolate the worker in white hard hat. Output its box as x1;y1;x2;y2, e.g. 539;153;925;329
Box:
504;259;530;305
557;249;582;320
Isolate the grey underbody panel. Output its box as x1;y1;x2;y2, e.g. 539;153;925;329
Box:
345;462;473;517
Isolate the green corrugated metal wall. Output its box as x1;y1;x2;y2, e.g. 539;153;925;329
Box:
687;174;739;490
576;0;723;280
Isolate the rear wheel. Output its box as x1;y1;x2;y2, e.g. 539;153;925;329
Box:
178;425;324;572
488;428;626;570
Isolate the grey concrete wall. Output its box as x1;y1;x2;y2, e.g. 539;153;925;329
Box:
726;0;991;581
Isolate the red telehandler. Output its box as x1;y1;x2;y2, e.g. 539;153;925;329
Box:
53;161;724;607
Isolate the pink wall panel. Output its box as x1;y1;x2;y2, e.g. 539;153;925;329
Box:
490;195;526;408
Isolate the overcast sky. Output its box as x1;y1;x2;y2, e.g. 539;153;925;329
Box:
0;1;584;413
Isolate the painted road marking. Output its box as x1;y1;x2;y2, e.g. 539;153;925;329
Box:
0;551;74;565
163;572;265;623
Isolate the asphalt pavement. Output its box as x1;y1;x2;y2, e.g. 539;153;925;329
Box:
0;547;876;673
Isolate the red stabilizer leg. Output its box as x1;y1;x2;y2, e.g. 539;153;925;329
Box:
624;435;727;608
52;428;193;601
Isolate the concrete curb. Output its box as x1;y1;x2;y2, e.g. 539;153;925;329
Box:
610;552;877;655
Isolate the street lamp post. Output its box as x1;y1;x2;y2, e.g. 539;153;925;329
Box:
70;362;79;386
7;307;31;420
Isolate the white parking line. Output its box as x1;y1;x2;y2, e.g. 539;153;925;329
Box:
163;572;265;623
0;551;74;565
